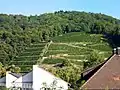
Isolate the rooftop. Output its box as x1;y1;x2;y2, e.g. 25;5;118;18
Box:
81;54;120;89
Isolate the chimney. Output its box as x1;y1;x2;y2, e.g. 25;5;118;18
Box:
117;47;120;55
113;48;117;54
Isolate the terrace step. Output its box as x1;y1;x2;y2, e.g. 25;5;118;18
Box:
10;61;37;65
16;55;39;57
11;42;48;71
30;43;46;46
19;51;42;56
25;47;44;49
14;56;39;60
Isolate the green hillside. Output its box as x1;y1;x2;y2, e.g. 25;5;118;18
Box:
9;42;48;71
43;32;112;67
0;11;119;89
38;32;112;89
0;11;120;71
8;32;112;72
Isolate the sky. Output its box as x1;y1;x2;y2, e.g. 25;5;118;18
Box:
0;0;120;19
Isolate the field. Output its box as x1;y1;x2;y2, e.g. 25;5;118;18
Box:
43;32;112;67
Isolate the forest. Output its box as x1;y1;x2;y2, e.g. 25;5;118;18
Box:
0;11;120;88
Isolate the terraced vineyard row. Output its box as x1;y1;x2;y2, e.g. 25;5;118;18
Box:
9;32;112;71
52;32;103;43
10;42;48;71
43;32;112;67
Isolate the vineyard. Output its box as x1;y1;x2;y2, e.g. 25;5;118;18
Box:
8;32;112;71
4;32;112;89
43;32;112;67
0;10;120;89
10;42;48;71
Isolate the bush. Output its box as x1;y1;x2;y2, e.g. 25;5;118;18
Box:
84;50;105;68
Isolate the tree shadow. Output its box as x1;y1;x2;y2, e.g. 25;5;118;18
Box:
103;34;120;48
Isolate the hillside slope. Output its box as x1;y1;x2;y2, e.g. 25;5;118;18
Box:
0;11;120;68
9;42;48;71
43;32;112;67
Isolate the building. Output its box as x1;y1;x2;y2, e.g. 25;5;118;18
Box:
81;47;120;89
0;76;6;87
13;71;33;89
0;65;68;90
33;65;68;90
6;72;22;88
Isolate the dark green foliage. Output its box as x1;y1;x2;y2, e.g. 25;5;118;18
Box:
84;50;105;69
0;11;119;89
47;60;82;90
0;87;8;90
0;11;119;72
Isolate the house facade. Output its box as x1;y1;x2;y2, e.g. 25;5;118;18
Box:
13;71;33;89
33;65;68;90
0;65;68;90
6;72;21;88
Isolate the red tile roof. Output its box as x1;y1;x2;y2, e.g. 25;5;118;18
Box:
81;54;120;89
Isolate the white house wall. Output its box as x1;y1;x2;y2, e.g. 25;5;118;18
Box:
33;65;68;90
13;76;22;88
6;72;18;88
1;65;68;90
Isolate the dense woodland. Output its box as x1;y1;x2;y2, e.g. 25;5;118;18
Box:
0;11;120;89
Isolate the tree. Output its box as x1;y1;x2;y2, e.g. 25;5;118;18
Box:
47;60;82;89
84;50;105;69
